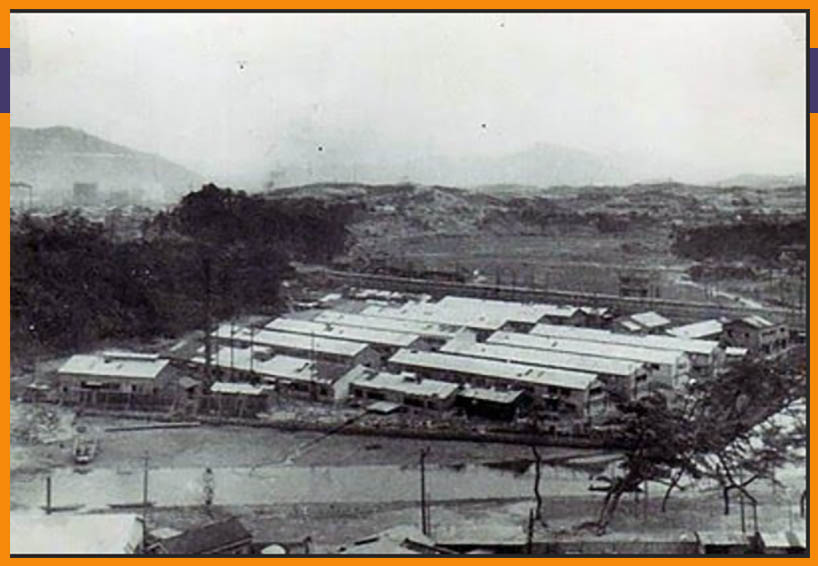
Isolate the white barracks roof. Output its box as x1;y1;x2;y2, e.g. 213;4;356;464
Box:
488;331;685;366
315;310;463;339
266;317;421;347
451;336;643;377
667;319;723;339
58;353;169;380
629;311;671;329
348;367;460;399
191;348;324;383
530;323;719;356
436;296;580;323
213;325;368;358
389;349;598;391
362;303;508;331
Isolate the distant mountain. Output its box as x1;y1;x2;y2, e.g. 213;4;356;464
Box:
10;126;204;206
713;173;806;189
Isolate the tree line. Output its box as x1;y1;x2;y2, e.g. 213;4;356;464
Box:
11;184;357;363
672;218;806;264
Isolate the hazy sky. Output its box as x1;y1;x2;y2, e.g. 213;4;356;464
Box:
11;12;807;186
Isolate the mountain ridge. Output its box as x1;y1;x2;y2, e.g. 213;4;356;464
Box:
11;126;204;205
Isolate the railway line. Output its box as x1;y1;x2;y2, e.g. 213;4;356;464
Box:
322;269;807;331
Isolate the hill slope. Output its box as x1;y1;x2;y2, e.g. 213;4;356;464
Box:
10;126;204;205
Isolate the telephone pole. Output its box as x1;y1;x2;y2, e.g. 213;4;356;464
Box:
142;451;150;552
419;447;430;535
203;257;213;381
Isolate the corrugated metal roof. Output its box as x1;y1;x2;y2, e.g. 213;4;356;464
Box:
191;350;324;384
349;368;460;399
160;517;252;554
488;331;686;366
447;336;643;377
315;310;463;339
630;311;671;328
389;349;598;390
437;296;580;322
667;319;723;339
58;354;169;380
457;386;524;404
740;315;776;329
531;324;719;355
362;303;507;331
266;317;421;347
215;325;369;357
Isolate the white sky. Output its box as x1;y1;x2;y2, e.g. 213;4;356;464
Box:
10;12;807;185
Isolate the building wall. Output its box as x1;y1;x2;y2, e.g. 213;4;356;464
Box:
386;360;590;421
349;382;457;411
724;322;788;356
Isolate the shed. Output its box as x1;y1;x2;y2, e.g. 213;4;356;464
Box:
157;517;252;555
758;531;805;554
695;531;754;554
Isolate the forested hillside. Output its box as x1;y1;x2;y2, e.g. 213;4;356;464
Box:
11;184;356;360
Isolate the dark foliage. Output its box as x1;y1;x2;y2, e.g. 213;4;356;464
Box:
672;219;806;264
11;184;354;361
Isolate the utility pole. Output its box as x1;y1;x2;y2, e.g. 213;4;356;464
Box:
739;491;746;534
643;480;649;522
419;447;430;535
203;257;213;382
526;508;534;554
249;326;255;374
142;451;150;552
310;332;318;400
751;499;759;535
45;475;52;514
230;319;235;380
203;467;215;516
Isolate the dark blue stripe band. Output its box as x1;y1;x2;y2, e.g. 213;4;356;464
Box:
0;48;8;113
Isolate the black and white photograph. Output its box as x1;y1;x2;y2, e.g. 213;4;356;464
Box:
9;11;807;555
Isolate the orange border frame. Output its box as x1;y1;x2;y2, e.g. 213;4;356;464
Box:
1;7;813;564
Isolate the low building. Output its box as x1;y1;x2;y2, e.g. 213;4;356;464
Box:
757;531;805;555
11;512;143;554
455;334;648;413
362;303;508;340
530;324;723;378
266;317;428;362
695;531;756;555
190;348;338;402
614;311;672;335
345;366;460;411
580;306;614;328
666;319;724;341
537;304;589;327
487;331;690;390
388;349;599;422
205;382;271;417
337;525;451;555
454;386;527;421
436;295;588;330
723;316;788;357
56;352;174;408
213;324;381;368
154;517;253;555
314;310;464;349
